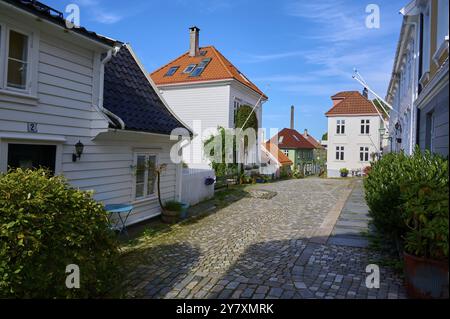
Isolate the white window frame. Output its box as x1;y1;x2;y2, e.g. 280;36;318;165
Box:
360;119;370;135
336;119;346;135
359;146;370;162
0;139;63;175
0;19;39;99
132;152;159;201
335;145;345;161
283;149;289;156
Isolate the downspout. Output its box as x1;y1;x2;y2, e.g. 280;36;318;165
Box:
98;46;125;130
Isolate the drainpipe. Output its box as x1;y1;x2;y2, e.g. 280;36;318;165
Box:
98;46;125;129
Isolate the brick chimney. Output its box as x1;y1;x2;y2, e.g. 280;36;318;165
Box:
189;26;200;57
290;105;295;129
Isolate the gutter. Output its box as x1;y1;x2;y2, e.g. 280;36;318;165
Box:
98;46;125;130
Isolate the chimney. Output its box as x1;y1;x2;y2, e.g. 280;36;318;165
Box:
290;105;295;129
362;87;368;99
189;26;200;57
303;129;308;137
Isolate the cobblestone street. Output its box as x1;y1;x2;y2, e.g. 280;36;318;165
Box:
122;178;406;299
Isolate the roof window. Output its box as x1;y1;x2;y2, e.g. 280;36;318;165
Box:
165;66;179;76
183;64;197;74
190;58;211;77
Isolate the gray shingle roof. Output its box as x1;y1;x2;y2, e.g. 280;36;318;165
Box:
103;46;191;135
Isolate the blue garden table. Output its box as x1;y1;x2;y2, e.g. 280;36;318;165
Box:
105;204;133;235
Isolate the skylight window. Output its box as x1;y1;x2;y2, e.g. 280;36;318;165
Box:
200;51;207;56
279;136;284;143
165;66;179;76
293;135;300;141
189;58;211;77
183;64;197;74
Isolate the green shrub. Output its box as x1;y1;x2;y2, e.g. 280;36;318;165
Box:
339;168;349;175
364;148;448;252
0;169;120;298
401;172;448;260
292;169;304;179
164;200;183;212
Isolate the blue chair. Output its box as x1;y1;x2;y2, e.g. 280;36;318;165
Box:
105;204;133;235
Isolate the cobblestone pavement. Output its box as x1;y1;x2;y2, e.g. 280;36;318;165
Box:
122;178;406;299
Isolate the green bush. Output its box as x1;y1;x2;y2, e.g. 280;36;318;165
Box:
401;173;448;260
164;200;183;212
364;148;448;255
292;169;304;179
0;169;120;298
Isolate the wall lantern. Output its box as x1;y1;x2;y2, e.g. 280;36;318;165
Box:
72;140;84;162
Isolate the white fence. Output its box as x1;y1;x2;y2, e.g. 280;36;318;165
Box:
181;168;215;206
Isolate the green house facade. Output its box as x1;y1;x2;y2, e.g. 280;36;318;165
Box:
269;128;317;175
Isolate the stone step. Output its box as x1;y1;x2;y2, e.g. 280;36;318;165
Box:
335;220;369;228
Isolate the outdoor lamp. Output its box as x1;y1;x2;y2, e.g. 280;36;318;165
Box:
72;140;84;162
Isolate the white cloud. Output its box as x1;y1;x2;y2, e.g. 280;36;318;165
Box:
74;0;123;24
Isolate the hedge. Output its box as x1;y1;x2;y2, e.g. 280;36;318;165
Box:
0;169;120;298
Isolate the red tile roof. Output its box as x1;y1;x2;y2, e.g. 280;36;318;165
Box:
150;46;267;99
269;128;315;150
303;132;324;149
325;91;380;116
263;142;293;165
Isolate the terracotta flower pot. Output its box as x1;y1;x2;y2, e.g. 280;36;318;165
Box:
403;252;449;299
161;209;179;224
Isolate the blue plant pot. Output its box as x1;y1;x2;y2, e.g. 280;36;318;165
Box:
179;203;190;219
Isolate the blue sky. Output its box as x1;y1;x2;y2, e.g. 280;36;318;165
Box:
47;0;405;140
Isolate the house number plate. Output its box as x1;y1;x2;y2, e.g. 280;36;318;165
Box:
27;122;38;133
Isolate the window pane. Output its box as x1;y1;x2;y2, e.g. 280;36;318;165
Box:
361;125;365;134
360;152;363;161
366;125;370;134
336;152;339;160
337;126;340;134
147;156;156;195
341;126;345;134
135;155;146;197
7;59;27;89
9;30;28;61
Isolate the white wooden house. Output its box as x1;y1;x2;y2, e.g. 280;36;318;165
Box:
325;91;385;177
0;0;190;226
151;27;268;168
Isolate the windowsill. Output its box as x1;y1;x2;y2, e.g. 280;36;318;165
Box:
132;195;158;205
0;88;38;105
433;36;449;66
335;134;347;137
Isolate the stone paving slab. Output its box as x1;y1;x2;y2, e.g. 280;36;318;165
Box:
122;178;406;299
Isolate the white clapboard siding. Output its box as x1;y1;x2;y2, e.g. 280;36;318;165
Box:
0;24;180;226
160;84;231;130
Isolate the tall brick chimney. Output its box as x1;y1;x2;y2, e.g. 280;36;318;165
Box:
290;105;295;129
189;26;200;57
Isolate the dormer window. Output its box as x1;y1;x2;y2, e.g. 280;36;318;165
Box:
165;66;179;76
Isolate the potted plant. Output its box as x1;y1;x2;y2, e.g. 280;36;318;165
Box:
162;200;183;224
401;182;449;299
340;168;349;177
